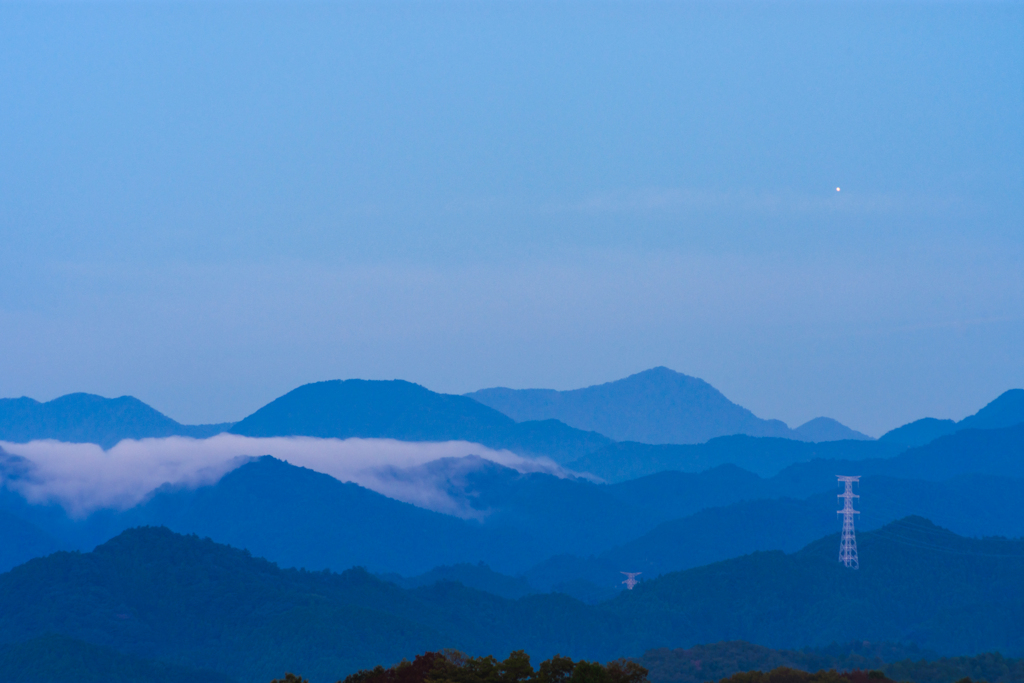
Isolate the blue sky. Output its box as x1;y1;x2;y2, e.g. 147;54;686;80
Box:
1;1;1021;435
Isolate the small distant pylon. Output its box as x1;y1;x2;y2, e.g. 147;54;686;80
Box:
836;475;860;570
621;572;641;589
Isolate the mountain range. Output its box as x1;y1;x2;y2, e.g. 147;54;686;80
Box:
1;371;876;459
605;516;1024;656
228;379;611;463
2;375;1023;603
567;391;1024;481
3;423;1022;587
521;470;1024;598
3;374;1022;469
467;367;871;444
0;519;1019;683
1;373;1023;683
878;389;1024;447
0;393;231;449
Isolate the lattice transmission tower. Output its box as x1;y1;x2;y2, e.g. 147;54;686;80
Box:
836;475;860;570
621;572;641;589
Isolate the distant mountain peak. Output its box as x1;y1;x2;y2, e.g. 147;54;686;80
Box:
793;417;871;442
617;366;712;385
225;379;610;463
0;393;231;449
469;368;867;445
229;378;514;441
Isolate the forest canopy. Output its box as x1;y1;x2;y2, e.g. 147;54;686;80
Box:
273;651;650;683
270;651;1015;683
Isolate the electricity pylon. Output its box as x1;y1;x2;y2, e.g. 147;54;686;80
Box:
621;572;641;589
836;475;860;570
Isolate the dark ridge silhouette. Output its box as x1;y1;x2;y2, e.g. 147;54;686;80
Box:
0;393;232;449
0;526;618;682
229;379;611;463
605;516;1024;654
0;527;453;683
879;389;1024;447
0;519;1019;683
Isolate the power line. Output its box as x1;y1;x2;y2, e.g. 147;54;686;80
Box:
837;475;860;570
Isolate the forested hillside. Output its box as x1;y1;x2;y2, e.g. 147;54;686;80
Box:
0;519;1019;683
639;641;1024;683
604;517;1024;656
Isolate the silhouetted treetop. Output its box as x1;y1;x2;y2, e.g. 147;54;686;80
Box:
341;651;648;683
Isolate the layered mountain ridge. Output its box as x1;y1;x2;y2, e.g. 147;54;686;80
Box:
879;389;1024;447
467;367;871;444
0;393;232;449
0;519;1019;683
1;374;1022;681
228;379;611;463
2;370;876;455
5;373;1021;460
3;426;1022;583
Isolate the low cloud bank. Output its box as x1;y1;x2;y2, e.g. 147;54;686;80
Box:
0;435;566;519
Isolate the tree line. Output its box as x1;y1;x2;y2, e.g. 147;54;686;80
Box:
271;651;1004;683
273;650;649;683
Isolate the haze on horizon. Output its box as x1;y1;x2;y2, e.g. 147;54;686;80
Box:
1;1;1021;436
